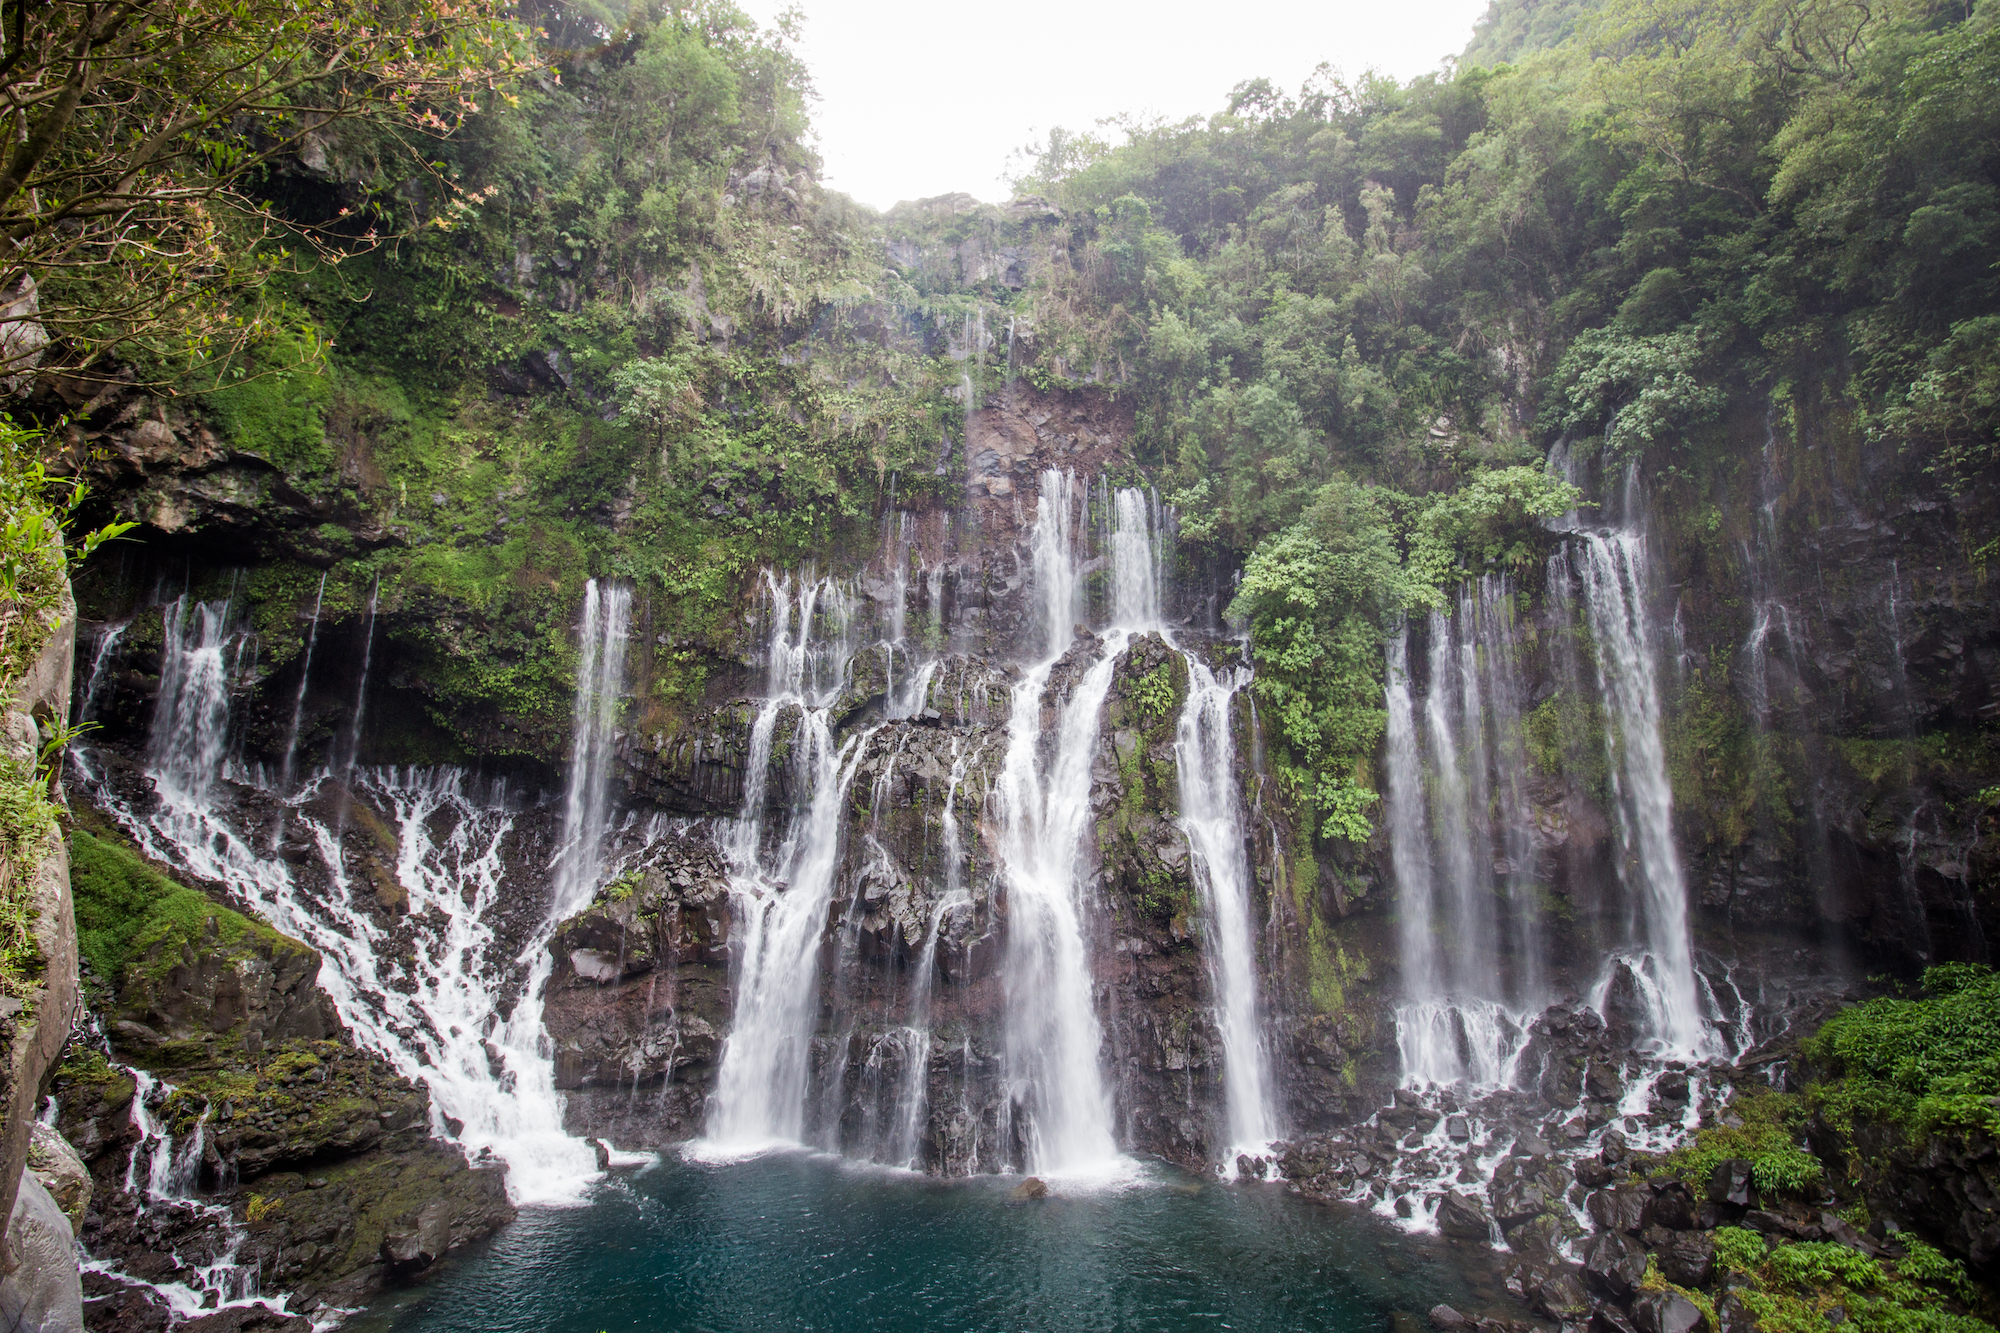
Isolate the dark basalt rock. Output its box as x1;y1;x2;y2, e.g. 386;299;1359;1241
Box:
1647;1181;1699;1231
1581;1231;1649;1298
1631;1290;1706;1333
540;832;735;1144
1586;1185;1652;1235
1654;1230;1716;1288
1528;1266;1591;1321
1707;1159;1756;1209
1439;1190;1494;1239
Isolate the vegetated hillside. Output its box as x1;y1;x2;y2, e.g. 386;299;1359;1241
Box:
1462;0;1610;65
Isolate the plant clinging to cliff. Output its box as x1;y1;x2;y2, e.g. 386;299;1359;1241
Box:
0;0;541;383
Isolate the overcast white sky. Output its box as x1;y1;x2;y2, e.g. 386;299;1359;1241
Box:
735;0;1492;210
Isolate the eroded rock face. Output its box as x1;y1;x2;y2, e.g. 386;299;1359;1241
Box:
541;834;734;1143
112;909;336;1059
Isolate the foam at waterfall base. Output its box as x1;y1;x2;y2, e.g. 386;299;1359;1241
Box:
1395;999;1534;1091
1291;966;1767;1243
680;1132;809;1165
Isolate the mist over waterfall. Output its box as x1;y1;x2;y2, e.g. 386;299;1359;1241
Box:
1386;579;1539;1088
1385;467;1722;1086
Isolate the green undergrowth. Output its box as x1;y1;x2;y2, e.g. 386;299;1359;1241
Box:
1804;963;2000;1140
69;824;298;989
1651;1087;1825;1196
1711;1228;1993;1333
0;756;53;998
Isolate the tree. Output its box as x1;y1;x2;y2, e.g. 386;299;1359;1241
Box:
0;0;540;384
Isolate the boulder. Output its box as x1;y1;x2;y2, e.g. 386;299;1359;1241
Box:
25;1121;90;1235
381;1199;455;1273
1581;1231;1649;1298
1438;1191;1494;1239
1592;1304;1642;1333
1716;1292;1757;1333
0;1170;82;1333
1430;1306;1471;1329
1632;1291;1706;1333
1530;1267;1592;1321
1648;1181;1699;1230
1656;1231;1717;1288
1493;1174;1552;1228
1707;1159;1756;1209
1507;1213;1566;1259
1600;1129;1629;1164
1586;1185;1651;1234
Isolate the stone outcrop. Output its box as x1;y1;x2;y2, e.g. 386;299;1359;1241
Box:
542;833;735;1142
0;1172;82;1333
52;835;516;1324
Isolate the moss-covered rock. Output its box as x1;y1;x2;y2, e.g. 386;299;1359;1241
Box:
70;828;338;1060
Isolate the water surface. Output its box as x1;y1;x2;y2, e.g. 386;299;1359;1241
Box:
363;1152;1482;1333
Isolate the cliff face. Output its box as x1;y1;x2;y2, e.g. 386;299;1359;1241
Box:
63;364;2000;1182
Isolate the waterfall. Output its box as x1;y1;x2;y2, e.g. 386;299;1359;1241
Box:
95;580;637;1204
93;1069;281;1319
76;620;126;725
701;574;872;1153
279;570;326;788
1570;476;1707;1057
1109;487;1164;631
1175;654;1278;1157
338;577;380;783
1384;584;1538;1089
443;577;636;1196
887;735;982;1167
991;471;1129;1176
550;580;632;911
149;598;238;803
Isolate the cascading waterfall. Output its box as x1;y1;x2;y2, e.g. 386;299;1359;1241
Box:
1568;479;1707;1057
1385;580;1539;1088
89;1069;286;1320
76;620;127;725
90;580;639;1204
1175;653;1279;1158
338;576;381;784
991;471;1128;1176
278;569;325;787
701;574;873;1153
149;597;238;803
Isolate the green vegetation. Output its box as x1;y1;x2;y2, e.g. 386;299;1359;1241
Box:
69;826;298;988
1711;1230;1993;1333
980;0;1999;838
1652;1087;1825;1196
1805;963;2000;1139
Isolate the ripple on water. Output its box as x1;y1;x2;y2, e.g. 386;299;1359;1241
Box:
356;1152;1491;1333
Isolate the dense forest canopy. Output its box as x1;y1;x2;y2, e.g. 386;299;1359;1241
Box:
11;0;2000;840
